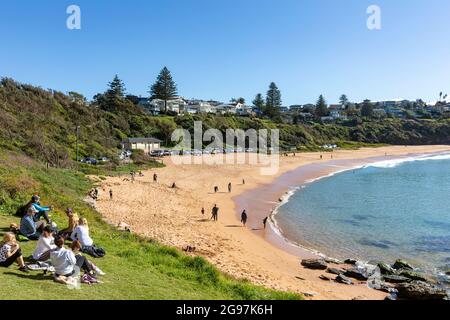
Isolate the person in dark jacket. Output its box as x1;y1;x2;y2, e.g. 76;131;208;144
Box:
241;210;248;226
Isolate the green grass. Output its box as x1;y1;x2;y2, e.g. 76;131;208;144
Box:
0;152;300;300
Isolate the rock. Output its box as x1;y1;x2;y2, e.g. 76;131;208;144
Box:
326;267;345;275
324;257;343;265
319;275;332;281
301;259;328;270
383;275;412;284
336;274;354;285
393;259;414;271
344;258;358;265
344;268;369;281
396;281;448;300
377;262;395;275
398;269;428;282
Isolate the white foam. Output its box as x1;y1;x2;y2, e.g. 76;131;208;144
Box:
364;152;450;169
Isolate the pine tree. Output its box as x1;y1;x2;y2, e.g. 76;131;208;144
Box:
107;75;126;98
339;94;349;107
265;82;282;118
315;94;329;118
150;67;178;113
252;93;265;112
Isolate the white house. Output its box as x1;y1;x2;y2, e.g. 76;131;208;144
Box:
121;137;162;154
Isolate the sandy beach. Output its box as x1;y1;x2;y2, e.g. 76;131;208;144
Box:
94;145;450;300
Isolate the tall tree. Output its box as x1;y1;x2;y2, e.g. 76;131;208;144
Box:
231;97;246;104
107;75;126;98
315;94;329;118
150;67;178;113
252;93;265;111
265;82;282;118
339;94;349;107
361;99;374;118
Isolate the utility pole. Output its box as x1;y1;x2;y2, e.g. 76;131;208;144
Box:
76;125;80;163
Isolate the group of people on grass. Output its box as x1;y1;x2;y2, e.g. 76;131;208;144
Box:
0;194;105;285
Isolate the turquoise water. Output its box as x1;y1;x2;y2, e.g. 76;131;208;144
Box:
275;153;450;276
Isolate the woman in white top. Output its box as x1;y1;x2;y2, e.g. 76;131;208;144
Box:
33;226;56;261
70;217;94;247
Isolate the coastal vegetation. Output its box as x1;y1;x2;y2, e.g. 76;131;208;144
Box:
1;77;449;169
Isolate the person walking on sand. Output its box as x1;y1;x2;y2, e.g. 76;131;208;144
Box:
320;154;323;160
228;182;232;193
109;189;113;200
201;207;205;216
211;205;219;221
241;210;248;226
214;186;219;193
263;217;268;229
242;179;245;185
153;173;158;183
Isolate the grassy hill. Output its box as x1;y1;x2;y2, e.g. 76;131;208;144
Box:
0;152;299;300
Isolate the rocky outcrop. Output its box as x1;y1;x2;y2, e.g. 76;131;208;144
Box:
382;275;412;284
301;259;328;270
344;258;357;265
377;262;395;275
396;281;448;300
344;268;369;281
326;267;345;275
393;259;414;271
336;274;354;285
398;269;429;282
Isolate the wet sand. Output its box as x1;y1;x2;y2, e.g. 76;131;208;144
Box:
93;145;450;300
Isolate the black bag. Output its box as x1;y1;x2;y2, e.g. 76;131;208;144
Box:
82;245;106;258
15;204;28;217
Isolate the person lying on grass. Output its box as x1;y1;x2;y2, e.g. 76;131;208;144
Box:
20;206;46;240
32;226;56;262
0;232;29;272
70;217;106;258
50;236;94;278
71;241;105;276
58;208;79;240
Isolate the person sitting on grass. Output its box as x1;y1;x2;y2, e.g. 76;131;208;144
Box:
20;206;46;240
71;218;105;258
30;195;53;224
58;208;79;240
0;232;29;272
51;236;93;278
33;226;56;262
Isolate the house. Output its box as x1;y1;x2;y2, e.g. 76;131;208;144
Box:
150;97;188;114
186;100;216;114
121;137;162;154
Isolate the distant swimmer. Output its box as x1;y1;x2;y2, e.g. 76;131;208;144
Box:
241;210;248;226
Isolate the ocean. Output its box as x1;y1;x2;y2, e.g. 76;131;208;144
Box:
274;153;450;278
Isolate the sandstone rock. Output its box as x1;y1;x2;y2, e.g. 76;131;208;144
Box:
398;269;428;282
377;262;395;275
301;259;327;270
393;259;414;271
396;281;448;300
326;267;345;275
336;274;354;285
383;274;412;284
344;268;369;281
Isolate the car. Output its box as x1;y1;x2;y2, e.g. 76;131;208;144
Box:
82;157;98;165
151;150;165;157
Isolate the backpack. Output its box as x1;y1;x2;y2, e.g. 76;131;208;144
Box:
82;245;106;258
15;204;29;217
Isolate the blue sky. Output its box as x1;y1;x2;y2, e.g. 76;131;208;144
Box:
1;0;449;105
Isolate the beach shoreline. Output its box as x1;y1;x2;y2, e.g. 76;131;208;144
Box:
94;145;450;300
